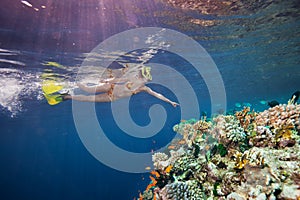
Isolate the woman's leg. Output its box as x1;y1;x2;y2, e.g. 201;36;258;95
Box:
77;83;111;93
64;93;114;102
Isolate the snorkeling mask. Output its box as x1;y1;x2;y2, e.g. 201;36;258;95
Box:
141;66;152;80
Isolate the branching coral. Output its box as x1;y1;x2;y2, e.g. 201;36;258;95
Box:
235;107;256;131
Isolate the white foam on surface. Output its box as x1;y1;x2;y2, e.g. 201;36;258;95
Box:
0;68;41;117
0;75;24;117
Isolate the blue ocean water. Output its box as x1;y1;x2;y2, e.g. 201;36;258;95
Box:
0;0;299;200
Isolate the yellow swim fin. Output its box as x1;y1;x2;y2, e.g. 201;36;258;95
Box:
42;80;66;105
43;93;64;105
42;80;63;95
43;61;66;69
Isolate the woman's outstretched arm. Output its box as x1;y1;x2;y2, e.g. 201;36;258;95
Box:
138;86;179;107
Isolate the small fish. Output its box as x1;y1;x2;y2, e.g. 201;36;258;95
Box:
167;145;176;150
259;100;267;105
145;166;151;170
165;165;173;173
150;171;160;178
235;103;242;108
178;139;186;145
146;176;157;191
268;100;279;108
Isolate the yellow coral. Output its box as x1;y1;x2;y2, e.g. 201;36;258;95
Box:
288;95;296;105
234;152;249;169
234;149;264;169
274;123;295;141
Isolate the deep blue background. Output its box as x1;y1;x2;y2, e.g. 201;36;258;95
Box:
0;101;146;200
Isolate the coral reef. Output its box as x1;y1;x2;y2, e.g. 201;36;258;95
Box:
138;103;300;200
